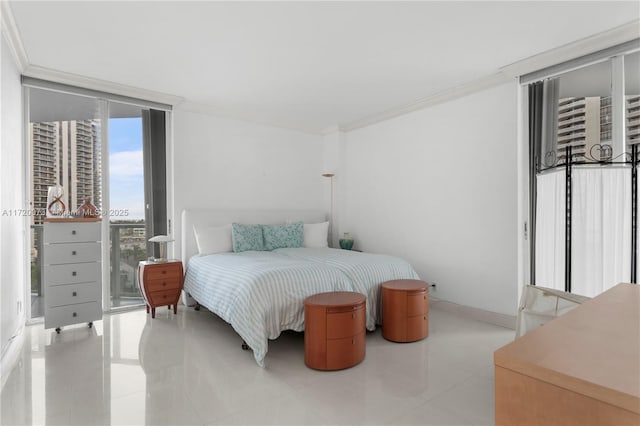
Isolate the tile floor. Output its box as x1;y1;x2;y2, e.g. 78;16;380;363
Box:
1;305;514;425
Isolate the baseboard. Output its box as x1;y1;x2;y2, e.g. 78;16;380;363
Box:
1;323;25;391
430;299;517;330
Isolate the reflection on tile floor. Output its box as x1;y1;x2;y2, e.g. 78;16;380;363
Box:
1;305;514;425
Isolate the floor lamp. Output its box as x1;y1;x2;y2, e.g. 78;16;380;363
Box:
322;173;335;247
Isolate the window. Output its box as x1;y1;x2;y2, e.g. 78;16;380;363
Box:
529;49;639;297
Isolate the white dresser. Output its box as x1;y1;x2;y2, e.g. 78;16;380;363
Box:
43;218;102;333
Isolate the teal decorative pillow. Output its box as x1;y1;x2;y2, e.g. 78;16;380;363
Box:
262;222;304;251
232;223;265;252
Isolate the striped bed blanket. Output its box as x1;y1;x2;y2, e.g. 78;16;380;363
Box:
184;251;352;366
184;248;420;366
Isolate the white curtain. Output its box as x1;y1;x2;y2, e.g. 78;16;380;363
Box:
571;167;631;297
535;170;566;291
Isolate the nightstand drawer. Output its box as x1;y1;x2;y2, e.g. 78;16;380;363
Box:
44;301;101;329
44;222;100;244
407;292;428;316
326;331;365;370
144;277;182;292
45;262;101;286
326;307;365;339
144;264;182;280
44;242;101;265
46;282;100;308
148;289;181;305
407;314;428;342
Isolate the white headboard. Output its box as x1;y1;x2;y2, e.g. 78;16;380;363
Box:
181;208;327;265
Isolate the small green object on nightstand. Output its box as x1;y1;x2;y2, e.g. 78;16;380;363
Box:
339;232;354;250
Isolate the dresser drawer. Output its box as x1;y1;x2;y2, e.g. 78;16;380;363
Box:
45;262;101;286
148;289;181;305
46;282;100;308
44;242;101;265
44;222;100;244
143;263;182;281
44;301;101;329
407;292;428;316
144;277;182;292
326;307;365;339
326;331;366;370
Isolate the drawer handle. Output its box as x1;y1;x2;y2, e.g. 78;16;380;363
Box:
162;270;167;274
72;312;77;317
163;295;167;299
72;291;77;297
352;339;355;345
162;282;167;286
72;251;77;256
424;316;426;320
424;295;426;300
72;271;77;276
72;230;76;235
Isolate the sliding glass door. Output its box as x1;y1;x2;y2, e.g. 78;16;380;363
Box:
108;103;147;309
27;88;104;318
25;82;169;319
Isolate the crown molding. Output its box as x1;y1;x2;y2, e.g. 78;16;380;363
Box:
23;65;184;107
500;19;640;79
1;1;28;71
341;72;511;132
176;100;324;135
321;125;342;136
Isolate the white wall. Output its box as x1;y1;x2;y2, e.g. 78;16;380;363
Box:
1;35;25;357
342;82;518;316
172;109;326;258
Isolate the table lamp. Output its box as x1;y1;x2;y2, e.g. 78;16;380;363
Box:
149;235;173;262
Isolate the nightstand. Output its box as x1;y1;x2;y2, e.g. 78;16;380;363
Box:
304;291;366;370
381;279;429;342
137;260;184;318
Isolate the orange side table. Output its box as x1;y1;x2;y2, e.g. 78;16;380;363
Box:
381;279;429;342
304;291;366;370
137;260;184;318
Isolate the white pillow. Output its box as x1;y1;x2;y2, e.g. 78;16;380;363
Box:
193;224;233;255
303;222;329;248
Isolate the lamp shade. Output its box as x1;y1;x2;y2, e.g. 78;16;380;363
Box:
149;235;173;261
148;235;173;243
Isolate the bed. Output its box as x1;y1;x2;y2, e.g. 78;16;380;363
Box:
184;250;352;366
181;208;421;367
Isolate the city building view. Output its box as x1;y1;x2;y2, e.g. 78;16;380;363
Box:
30;118;146;318
556;95;640;163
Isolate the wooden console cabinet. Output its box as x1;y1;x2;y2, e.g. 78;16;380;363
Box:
137;260;184;318
494;283;640;426
381;279;429;342
304;292;366;370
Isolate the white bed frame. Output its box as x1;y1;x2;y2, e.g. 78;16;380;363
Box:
180;208;327;304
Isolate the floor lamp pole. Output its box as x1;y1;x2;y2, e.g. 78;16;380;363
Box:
322;173;335;247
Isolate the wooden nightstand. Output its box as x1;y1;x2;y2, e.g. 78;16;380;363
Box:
304;291;366;370
381;279;429;342
137;260;184;318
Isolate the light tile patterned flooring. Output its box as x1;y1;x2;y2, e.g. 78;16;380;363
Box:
1;304;513;425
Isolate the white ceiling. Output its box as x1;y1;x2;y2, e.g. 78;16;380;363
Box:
8;1;640;134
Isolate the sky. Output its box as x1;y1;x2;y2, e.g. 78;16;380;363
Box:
109;117;144;220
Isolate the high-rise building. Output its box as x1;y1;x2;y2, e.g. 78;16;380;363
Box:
30;120;101;224
556;95;638;162
627;95;640;147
